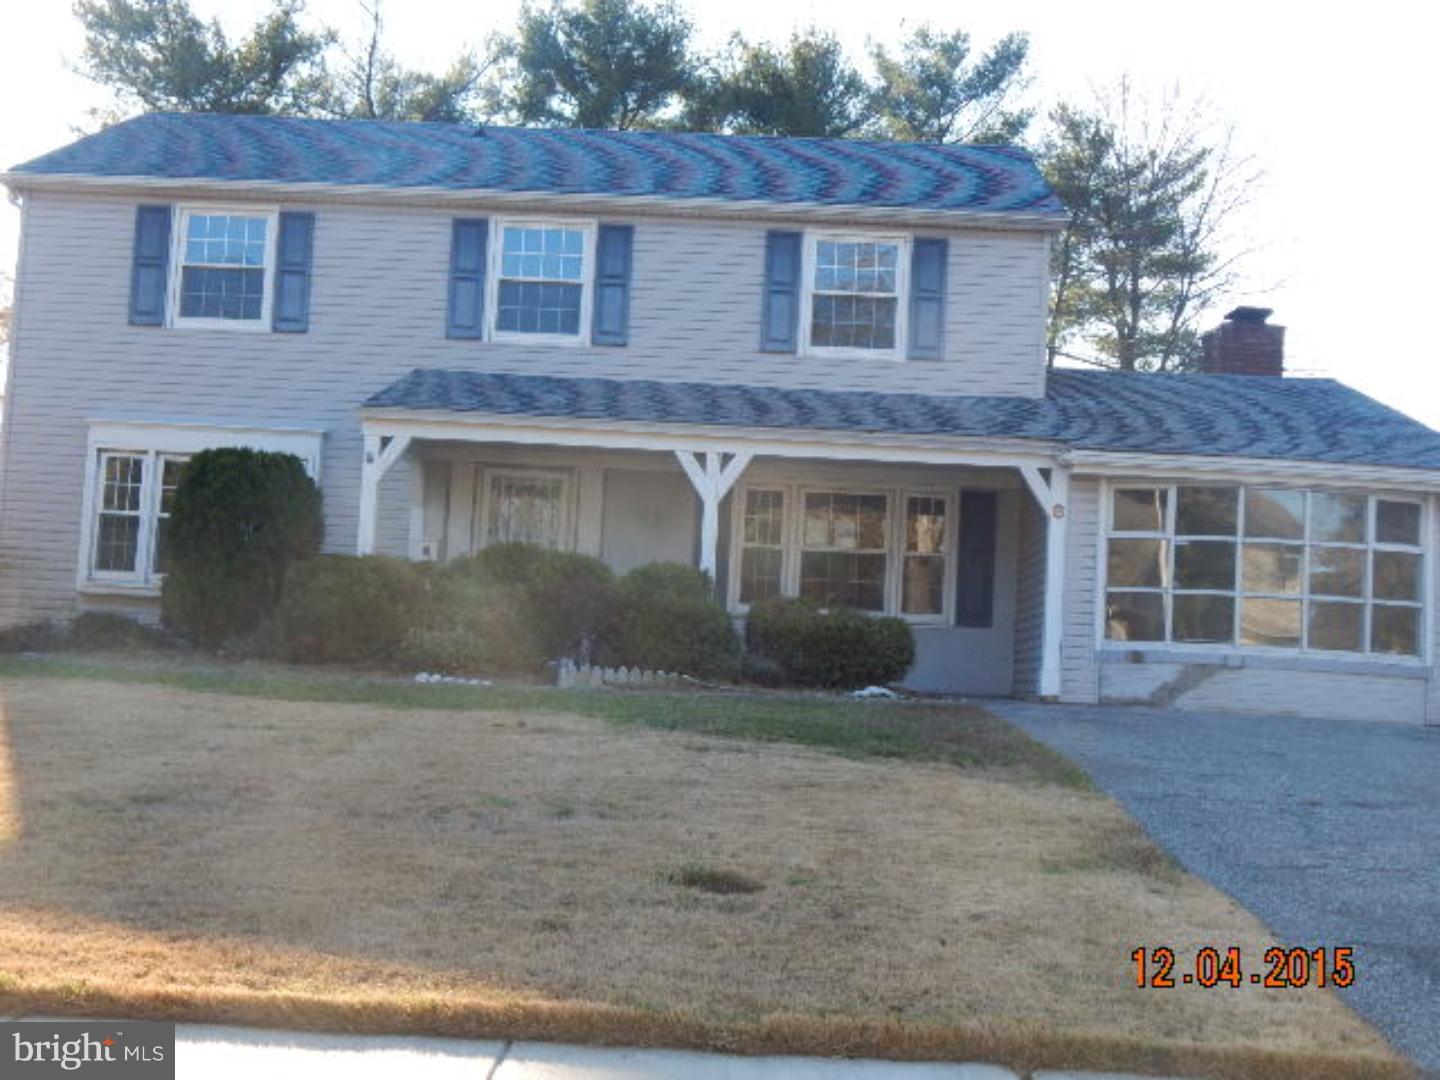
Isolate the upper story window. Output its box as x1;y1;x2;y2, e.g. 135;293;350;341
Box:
1104;484;1426;658
491;220;595;341
172;208;277;326
802;233;908;357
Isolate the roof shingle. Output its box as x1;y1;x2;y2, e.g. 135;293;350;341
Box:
363;368;1440;471
7;112;1065;217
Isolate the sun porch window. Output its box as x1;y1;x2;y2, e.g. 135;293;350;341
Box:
1104;483;1426;658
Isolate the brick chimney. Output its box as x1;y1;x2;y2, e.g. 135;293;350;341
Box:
1199;306;1285;376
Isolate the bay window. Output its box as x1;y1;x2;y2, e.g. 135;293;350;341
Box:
1105;483;1426;657
78;423;324;595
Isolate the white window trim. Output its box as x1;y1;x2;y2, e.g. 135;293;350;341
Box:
167;204;280;331
486;218;597;346
87;451;161;587
727;481;956;625
77;422;323;596
794;485;893;614
1099;481;1429;664
899;489;957;624
799;230;910;361
474;466;575;552
731;486;788;609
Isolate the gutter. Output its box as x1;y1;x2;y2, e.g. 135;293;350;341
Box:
1062;448;1440;492
0;171;1071;234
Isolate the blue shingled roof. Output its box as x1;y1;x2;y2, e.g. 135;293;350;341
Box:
363;368;1440;471
6;113;1065;217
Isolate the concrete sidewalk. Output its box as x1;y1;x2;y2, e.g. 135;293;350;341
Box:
174;1026;1022;1078
6;1020;1167;1079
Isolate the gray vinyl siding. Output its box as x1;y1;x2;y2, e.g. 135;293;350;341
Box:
1099;659;1428;722
0;190;1050;625
1058;476;1101;703
904;490;1020;696
1010;494;1045;697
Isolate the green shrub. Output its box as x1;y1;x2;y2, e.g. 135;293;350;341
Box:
161;449;322;647
601;563;739;678
404;576;540;675
272;555;429;665
744;597;915;689
443;543;616;661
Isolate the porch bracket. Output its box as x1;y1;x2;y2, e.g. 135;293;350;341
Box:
1019;464;1052;509
675;449;754;582
357;433;413;556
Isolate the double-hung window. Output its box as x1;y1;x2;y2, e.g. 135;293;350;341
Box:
803;234;907;357
737;489;786;604
1104;483;1426;658
799;491;890;611
88;450;189;586
732;484;955;622
172;208;277;326
901;495;949;616
492;221;594;341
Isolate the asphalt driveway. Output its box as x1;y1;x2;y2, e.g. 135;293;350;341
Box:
990;700;1440;1073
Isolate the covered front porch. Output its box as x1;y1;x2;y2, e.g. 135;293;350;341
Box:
356;407;1073;698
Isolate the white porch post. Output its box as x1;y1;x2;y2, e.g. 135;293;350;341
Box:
357;433;412;556
675;449;753;580
1021;464;1070;700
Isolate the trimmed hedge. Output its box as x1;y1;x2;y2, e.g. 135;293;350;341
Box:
401;576;540;676
161;449;322;647
442;543;617;662
744;597;915;689
272;555;429;665
601;563;740;679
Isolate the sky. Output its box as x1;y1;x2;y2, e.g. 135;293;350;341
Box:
2;0;1438;428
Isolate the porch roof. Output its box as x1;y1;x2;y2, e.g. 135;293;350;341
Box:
363;368;1440;472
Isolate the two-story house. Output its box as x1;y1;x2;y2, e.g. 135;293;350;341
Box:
4;113;1440;722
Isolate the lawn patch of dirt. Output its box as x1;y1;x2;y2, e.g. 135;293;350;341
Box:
0;678;1410;1079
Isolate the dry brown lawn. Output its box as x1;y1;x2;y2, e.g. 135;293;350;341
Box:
0;677;1411;1078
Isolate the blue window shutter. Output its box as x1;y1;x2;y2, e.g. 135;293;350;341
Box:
760;230;801;353
591;223;633;346
957;490;997;627
447;218;488;339
272;211;315;332
128;205;172;326
908;237;948;360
